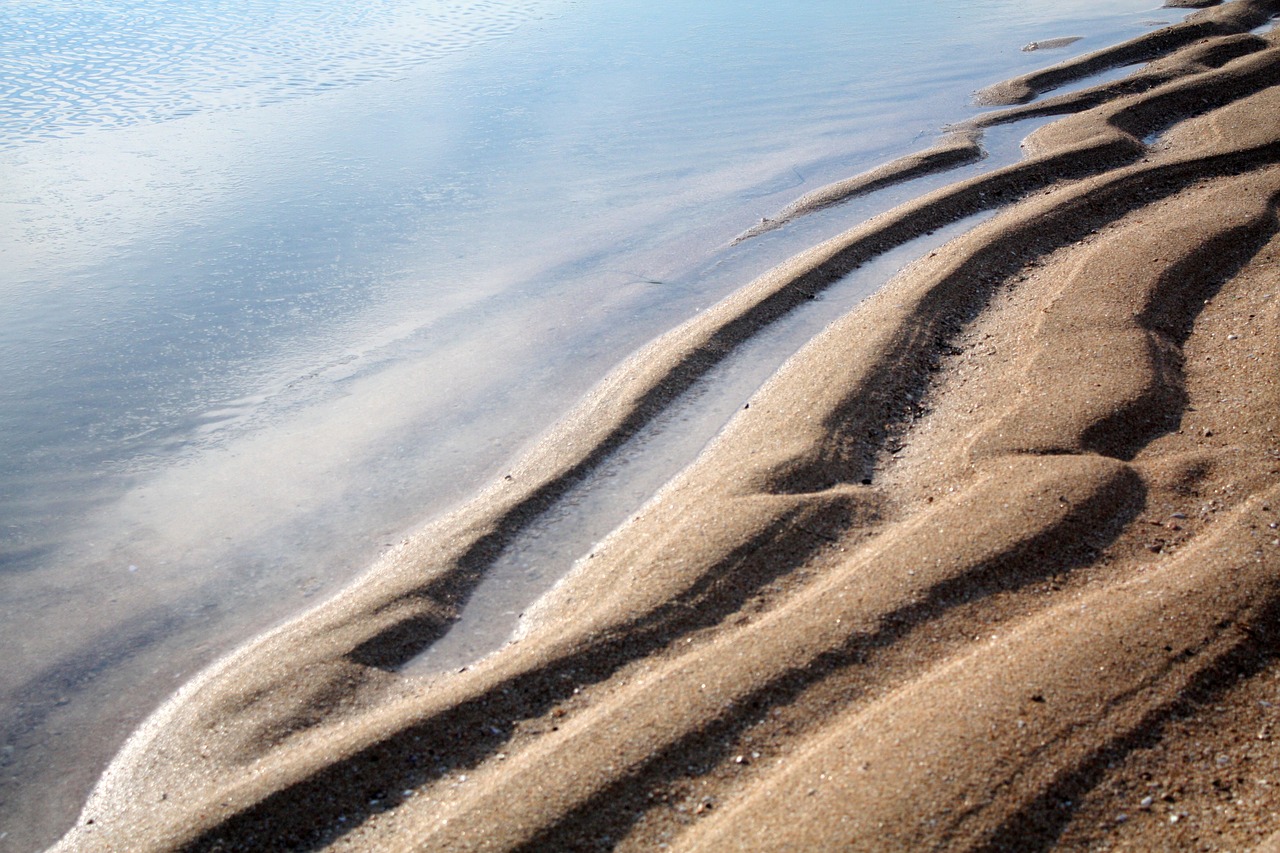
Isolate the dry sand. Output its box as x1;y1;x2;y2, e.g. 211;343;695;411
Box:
54;2;1280;849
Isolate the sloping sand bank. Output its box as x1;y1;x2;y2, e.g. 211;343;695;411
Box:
57;2;1280;850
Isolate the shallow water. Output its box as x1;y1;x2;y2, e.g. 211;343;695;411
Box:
0;0;1170;848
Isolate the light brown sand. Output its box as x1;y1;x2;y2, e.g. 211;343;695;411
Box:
54;2;1280;850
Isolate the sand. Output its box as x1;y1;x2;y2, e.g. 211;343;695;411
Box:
53;2;1280;849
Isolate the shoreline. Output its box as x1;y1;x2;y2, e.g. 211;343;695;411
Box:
56;2;1280;849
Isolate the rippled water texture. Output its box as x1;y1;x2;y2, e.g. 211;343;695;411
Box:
0;0;1166;848
1;0;560;142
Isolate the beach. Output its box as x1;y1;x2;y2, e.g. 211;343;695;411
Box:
5;3;1171;848
39;0;1280;849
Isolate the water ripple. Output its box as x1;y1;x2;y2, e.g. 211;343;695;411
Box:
0;0;568;147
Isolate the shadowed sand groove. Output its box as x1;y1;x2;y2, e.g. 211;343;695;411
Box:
728;130;987;244
974;0;1279;105
55;4;1280;850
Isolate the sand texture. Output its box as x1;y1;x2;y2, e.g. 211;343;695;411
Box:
55;3;1280;850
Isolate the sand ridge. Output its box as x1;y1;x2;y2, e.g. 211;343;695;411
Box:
55;2;1280;850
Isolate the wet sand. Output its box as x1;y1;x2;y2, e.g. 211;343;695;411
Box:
54;1;1280;849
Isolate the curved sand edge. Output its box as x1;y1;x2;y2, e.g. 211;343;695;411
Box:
57;4;1280;849
727;129;986;244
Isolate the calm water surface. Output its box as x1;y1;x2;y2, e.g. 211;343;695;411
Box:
0;0;1168;847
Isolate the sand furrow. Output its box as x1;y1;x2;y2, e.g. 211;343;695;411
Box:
966;169;1280;462
968;33;1273;130
975;0;1279;106
730;130;986;244
682;486;1280;851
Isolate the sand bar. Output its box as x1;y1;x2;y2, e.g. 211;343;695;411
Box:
55;2;1280;849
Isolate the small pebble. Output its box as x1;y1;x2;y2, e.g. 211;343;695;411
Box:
1140;796;1155;809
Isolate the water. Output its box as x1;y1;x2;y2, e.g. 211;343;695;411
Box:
0;0;1172;848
